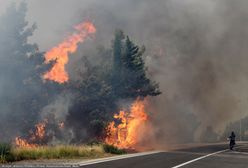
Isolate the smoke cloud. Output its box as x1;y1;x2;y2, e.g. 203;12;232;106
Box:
1;0;248;145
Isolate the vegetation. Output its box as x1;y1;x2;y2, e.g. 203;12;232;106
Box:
0;2;161;145
0;143;126;163
0;143;12;163
66;29;161;141
12;145;105;160
0;1;55;141
103;144;127;154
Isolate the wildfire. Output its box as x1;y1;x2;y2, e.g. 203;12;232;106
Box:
105;99;149;149
58;122;65;129
15;137;37;148
15;120;47;148
30;121;46;140
43;21;96;83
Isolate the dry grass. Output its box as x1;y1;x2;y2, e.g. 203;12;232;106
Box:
11;145;106;161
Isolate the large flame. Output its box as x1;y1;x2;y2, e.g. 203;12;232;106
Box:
43;21;96;83
15;137;37;148
15;120;47;148
105;99;149;149
30;122;46;140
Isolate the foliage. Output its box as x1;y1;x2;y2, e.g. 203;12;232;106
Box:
0;2;161;144
0;2;55;141
112;30;161;99
0;143;14;163
103;144;126;154
66;30;161;142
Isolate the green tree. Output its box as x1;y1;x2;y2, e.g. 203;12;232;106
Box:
112;31;161;99
112;30;125;97
0;2;52;141
67;55;115;142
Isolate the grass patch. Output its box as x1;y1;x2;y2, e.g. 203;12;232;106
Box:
103;144;127;154
12;145;105;161
0;143;13;163
0;143;126;163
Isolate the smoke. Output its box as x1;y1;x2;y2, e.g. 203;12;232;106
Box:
145;0;248;143
40;94;74;144
41;94;71;124
1;0;248;145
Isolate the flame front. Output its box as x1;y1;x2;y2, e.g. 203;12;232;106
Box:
15;137;37;148
15;120;47;148
105;99;148;149
43;21;96;83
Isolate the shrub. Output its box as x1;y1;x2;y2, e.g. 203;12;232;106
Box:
103;144;126;154
0;143;14;163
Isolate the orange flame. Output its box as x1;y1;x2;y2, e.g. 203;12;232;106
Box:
15;120;47;148
43;21;96;83
58;122;65;129
105;99;148;149
15;137;37;148
30;122;46;140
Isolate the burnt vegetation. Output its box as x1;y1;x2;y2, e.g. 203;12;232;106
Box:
0;2;161;144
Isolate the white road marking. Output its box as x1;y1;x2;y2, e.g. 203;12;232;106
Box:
78;151;162;166
171;149;229;168
1;151;162;167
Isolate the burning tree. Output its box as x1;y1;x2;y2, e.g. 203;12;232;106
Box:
0;2;161;149
65;30;161;146
104;30;161;148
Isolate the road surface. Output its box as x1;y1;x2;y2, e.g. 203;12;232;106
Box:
4;142;248;168
79;143;248;168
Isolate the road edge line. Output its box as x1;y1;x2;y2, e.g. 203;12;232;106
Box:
171;149;229;168
78;151;162;166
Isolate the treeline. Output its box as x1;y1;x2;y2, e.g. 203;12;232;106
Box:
0;2;160;143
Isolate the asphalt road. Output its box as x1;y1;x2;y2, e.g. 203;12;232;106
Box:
4;143;248;168
80;143;248;168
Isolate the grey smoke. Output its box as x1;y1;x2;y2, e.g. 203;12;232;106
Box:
1;0;248;144
41;94;71;123
41;94;75;144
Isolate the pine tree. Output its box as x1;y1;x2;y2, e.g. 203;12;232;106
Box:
111;31;161;99
111;30;125;97
0;2;51;141
113;29;125;73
